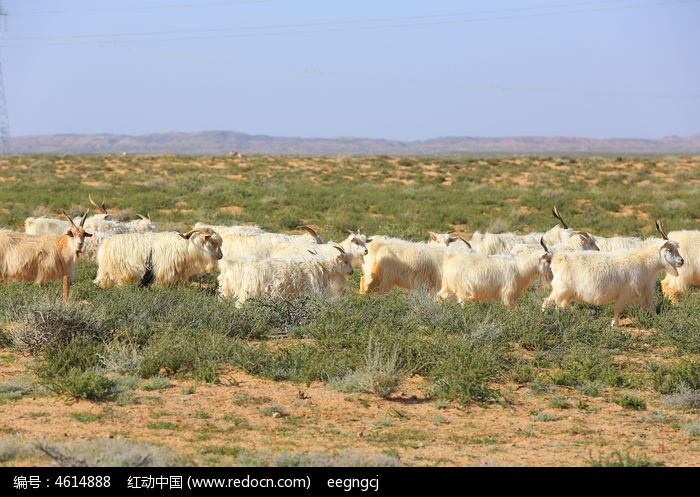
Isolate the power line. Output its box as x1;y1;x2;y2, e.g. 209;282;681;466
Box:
11;0;284;16
3;0;697;47
0;1;9;154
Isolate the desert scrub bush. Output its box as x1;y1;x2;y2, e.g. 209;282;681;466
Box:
272;450;403;467
682;422;700;436
9;302;112;356
0;436;42;463
328;337;407;398
588;449;663;467
31;338;115;400
650;296;700;354
138;328;237;380
647;358;700;394
0;376;40;402
424;333;508;405
614;393;647;411
36;438;181;467
98;340;142;375
547;345;625;388
660;384;700;410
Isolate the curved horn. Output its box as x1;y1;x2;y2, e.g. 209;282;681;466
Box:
655;220;669;240
540;236;550;253
343;228;355;235
62;209;77;227
333;245;346;254
458;237;472;250
552;206;568;229
79;209;89;227
89;194;108;214
179;230;196;240
297;225;323;243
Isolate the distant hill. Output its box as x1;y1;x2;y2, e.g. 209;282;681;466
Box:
7;131;700;156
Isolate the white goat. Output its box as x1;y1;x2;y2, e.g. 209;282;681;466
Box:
0;211;92;302
269;229;371;267
660;230;700;303
220;225;325;259
436;240;552;307
469;207;598;254
26;196;155;237
193;222;267;236
541;221;685;327
427;231;472;250
217;246;354;306
93;227;223;288
359;235;472;294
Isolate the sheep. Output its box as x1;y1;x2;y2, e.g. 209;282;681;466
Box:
269;228;372;267
0;210;92;302
436;238;552;307
359;235;473;294
541;221;684;327
468;207;598;254
660;229;700;303
93;227;223;288
217;245;354;307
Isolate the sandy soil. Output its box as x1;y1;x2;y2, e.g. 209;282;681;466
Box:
1;349;697;468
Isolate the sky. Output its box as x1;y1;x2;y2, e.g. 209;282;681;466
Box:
2;0;699;141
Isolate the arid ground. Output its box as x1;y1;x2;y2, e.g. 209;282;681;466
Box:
1;347;697;468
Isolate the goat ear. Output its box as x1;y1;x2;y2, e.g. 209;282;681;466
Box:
65;229;74;237
84;231;93;238
366;238;373;243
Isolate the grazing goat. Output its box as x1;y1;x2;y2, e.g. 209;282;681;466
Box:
359;235;472;294
93;228;223;288
660;230;700;303
541;221;684;327
217;246;354;306
0;211;92;302
436;239;552;307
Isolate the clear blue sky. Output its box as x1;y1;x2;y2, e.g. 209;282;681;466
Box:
3;0;699;141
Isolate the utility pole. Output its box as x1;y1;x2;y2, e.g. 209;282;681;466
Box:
0;1;10;154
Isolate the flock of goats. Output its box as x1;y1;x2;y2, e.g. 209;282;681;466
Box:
1;196;698;328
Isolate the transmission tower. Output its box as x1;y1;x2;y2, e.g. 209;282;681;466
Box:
0;1;10;154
